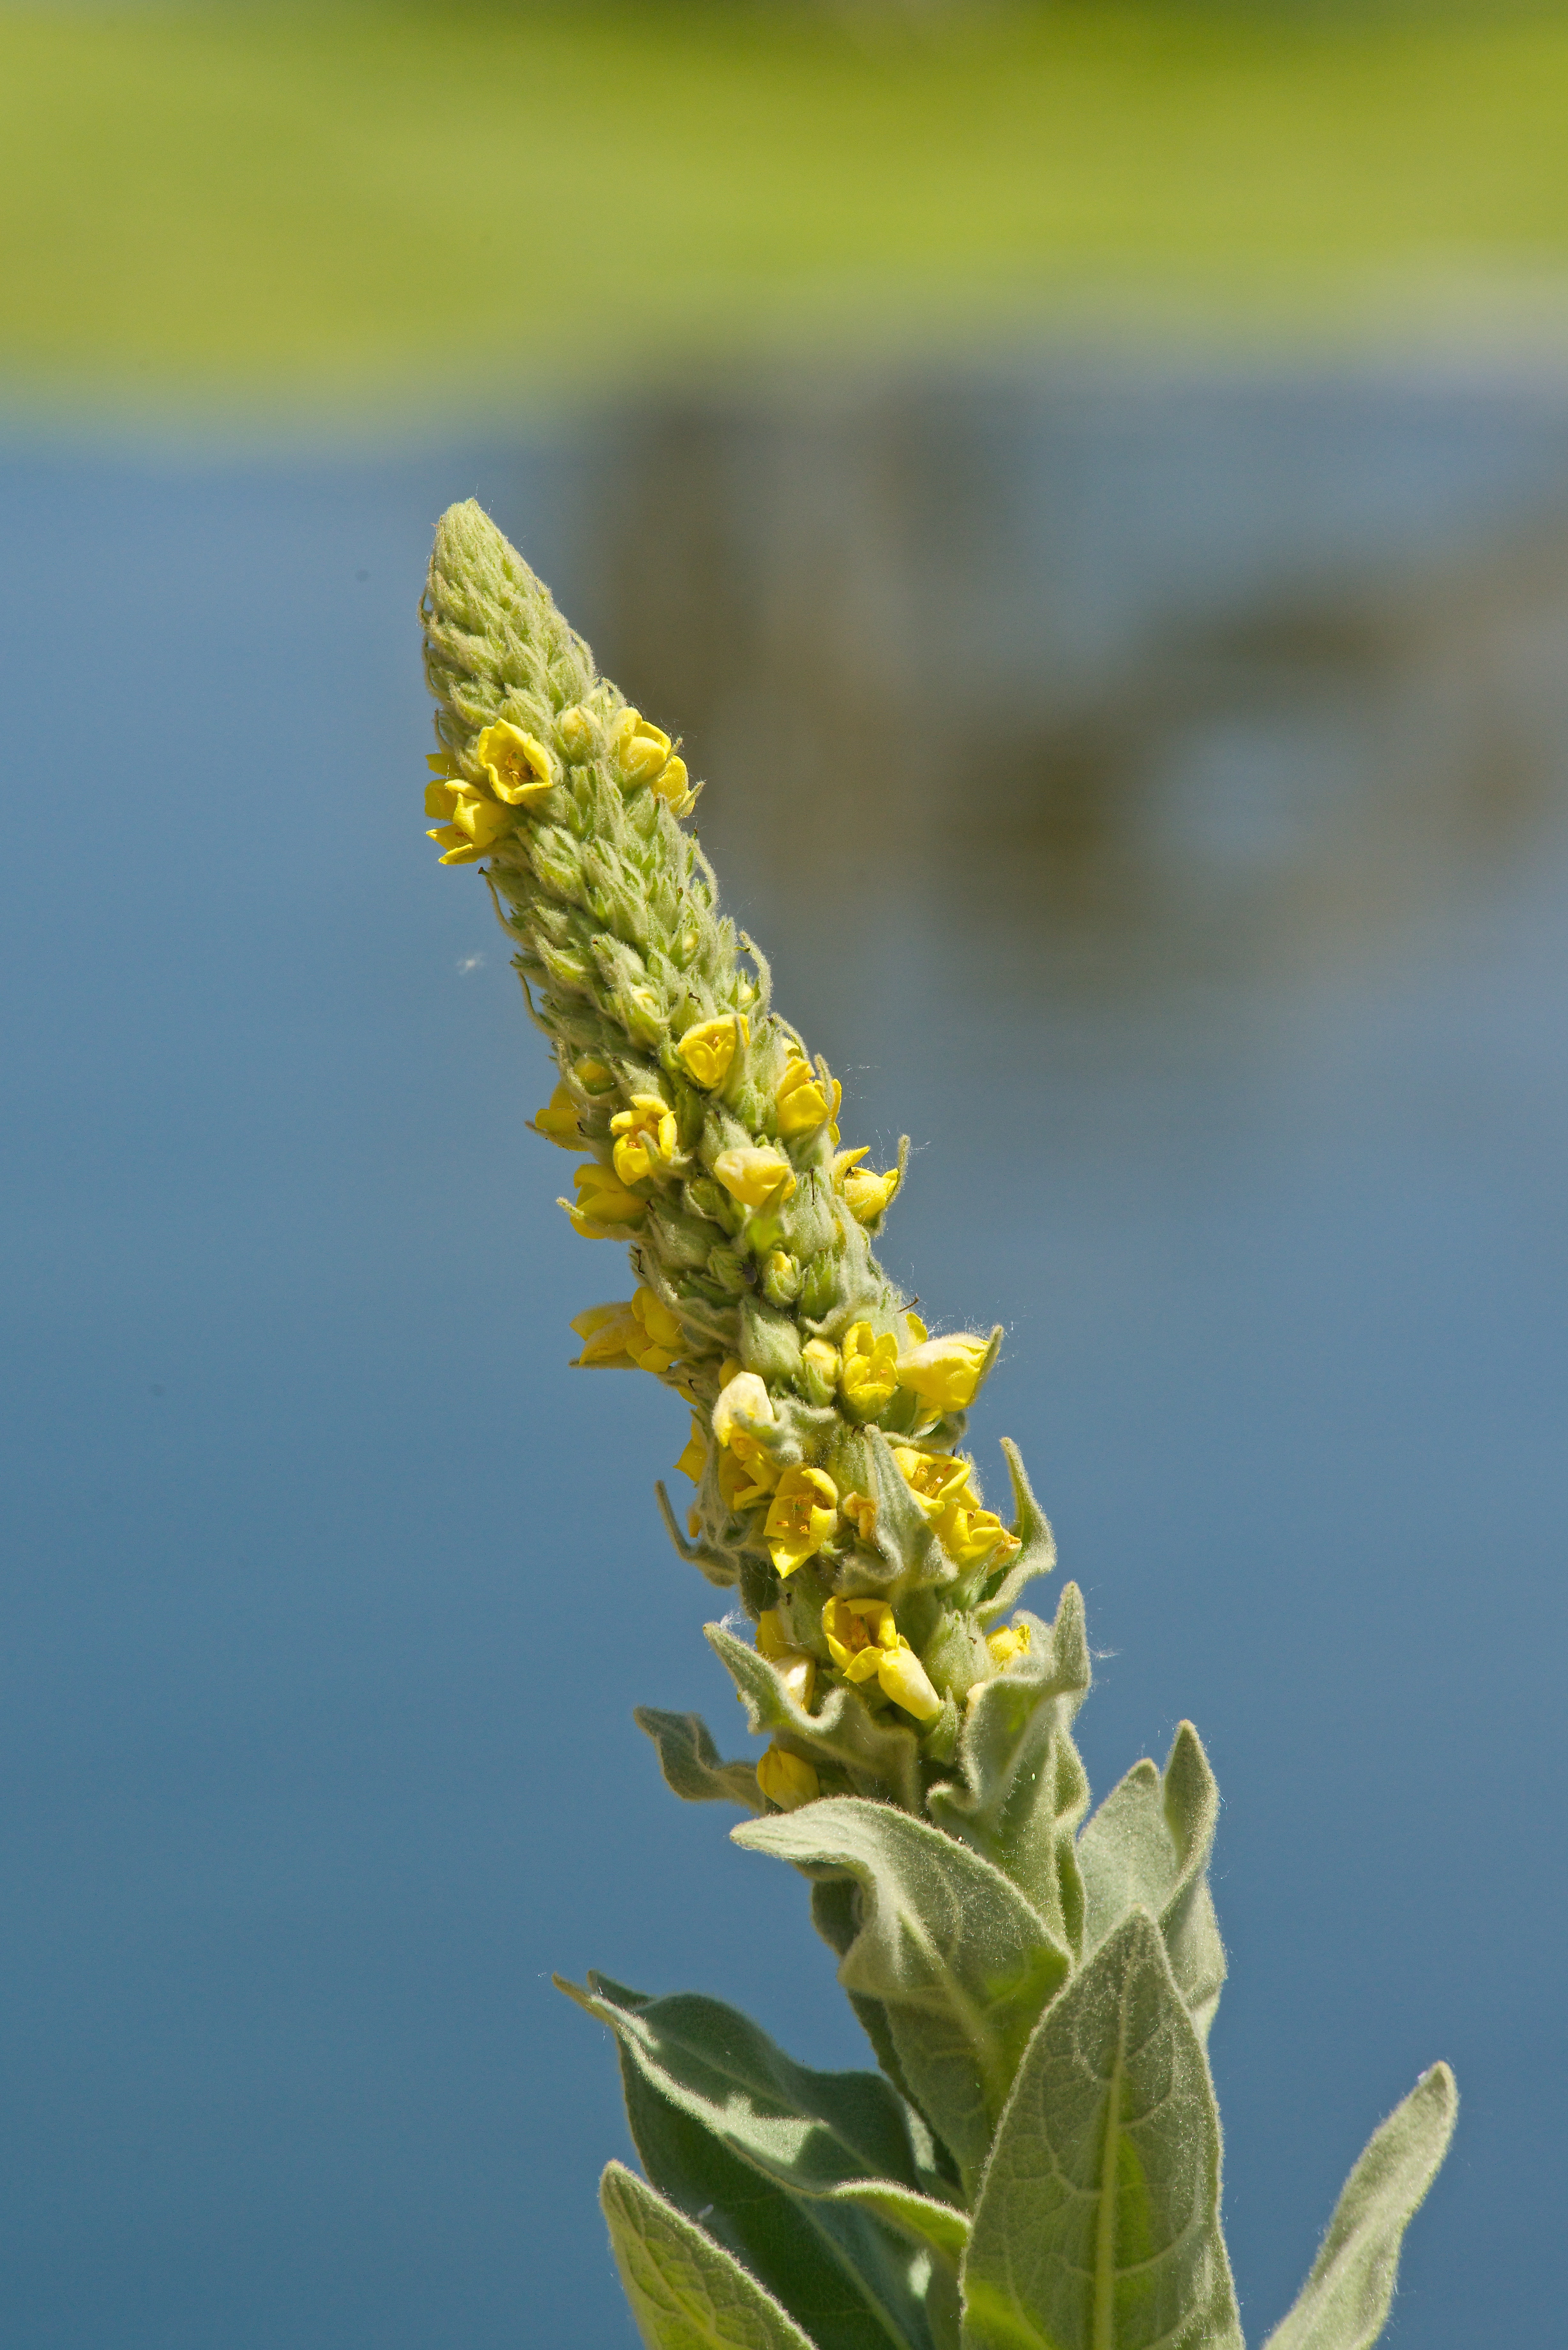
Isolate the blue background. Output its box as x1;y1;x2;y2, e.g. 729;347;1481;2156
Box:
2;380;1564;2345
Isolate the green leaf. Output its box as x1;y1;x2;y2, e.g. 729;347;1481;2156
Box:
573;1981;947;2350
561;1973;934;2196
708;1622;923;1811
961;1910;1243;2350
820;2182;971;2266
928;1584;1091;1952
735;1797;1069;2197
974;1441;1057;1627
600;2159;816;2350
635;1707;763;1811
1260;2063;1457;2350
863;1428;952;1594
1076;1721;1227;2046
810;1877;933;2134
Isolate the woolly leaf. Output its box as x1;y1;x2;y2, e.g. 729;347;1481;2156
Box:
708;1623;923;1811
635;1708;763;1811
810;1878;931;2134
600;2159;815;2350
1077;1720;1227;2045
1261;2063;1458;2350
735;1797;1068;2197
572;1981;945;2350
928;1584;1091;1951
560;1974;933;2197
961;1910;1243;2350
974;1440;1056;1627
818;2182;970;2266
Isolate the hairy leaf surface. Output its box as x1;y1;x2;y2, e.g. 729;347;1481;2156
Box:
636;1708;764;1810
975;1440;1057;1627
929;1583;1090;1949
1262;2063;1457;2350
736;1797;1068;2196
961;1910;1242;2350
570;1975;951;2350
601;2159;816;2350
1076;1722;1226;2045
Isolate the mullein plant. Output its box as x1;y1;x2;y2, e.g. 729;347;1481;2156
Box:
418;500;1455;2350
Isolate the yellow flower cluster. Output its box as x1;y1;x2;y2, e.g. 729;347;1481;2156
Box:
425;721;555;863
892;1445;1021;1571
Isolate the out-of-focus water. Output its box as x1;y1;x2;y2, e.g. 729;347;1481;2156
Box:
2;356;1566;2348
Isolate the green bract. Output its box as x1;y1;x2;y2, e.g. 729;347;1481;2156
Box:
417;503;1456;2350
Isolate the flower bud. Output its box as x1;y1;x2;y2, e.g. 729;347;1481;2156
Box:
560;1162;646;1238
712;1371;774;1450
797;1338;841;1409
532;1082;584;1148
775;1053;842;1141
898;1333;994;1413
760;1250;803;1310
876;1645;943;1724
740;1295;803;1386
756;1745;819;1811
713;1146;796;1210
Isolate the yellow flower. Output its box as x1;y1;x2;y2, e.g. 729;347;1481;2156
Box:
609;709;697;812
898;1333;993;1413
763;1466;839;1578
840;1490;878;1543
822;1594;899;1684
834;1147;900;1225
718;1442;780;1512
987;1621;1032;1670
799;1338;841;1407
904;1311;929;1345
757;1610;817;1710
610;1094;680;1187
775;1053;842;1141
570;1286;685;1374
756;1744;819;1811
650;754;694;812
712;1371;773;1449
839;1322;900;1422
821;1596;942;1723
426;783;514;864
574;1056;616;1095
532;1081;584;1148
474;717;556;807
677;1014;748;1091
614;707;674;784
674;1415;708;1483
937;1502;1021;1569
559;1161;647;1238
890;1446;974;1521
713;1147;796;1209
